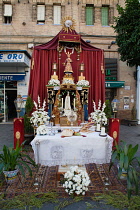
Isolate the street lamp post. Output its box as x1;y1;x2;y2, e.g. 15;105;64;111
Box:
111;97;120;118
14;95;23;118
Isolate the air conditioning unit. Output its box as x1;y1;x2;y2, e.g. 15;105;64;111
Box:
28;43;34;49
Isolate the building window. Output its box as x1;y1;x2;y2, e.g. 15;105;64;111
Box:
4;4;12;24
37;5;45;24
53;5;61;25
101;6;109;26
86;4;94;25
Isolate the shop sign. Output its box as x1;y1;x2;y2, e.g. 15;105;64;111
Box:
0;73;25;81
0;53;30;66
105;81;125;88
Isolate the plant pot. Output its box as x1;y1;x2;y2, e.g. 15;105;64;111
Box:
3;169;19;183
117;164;127;180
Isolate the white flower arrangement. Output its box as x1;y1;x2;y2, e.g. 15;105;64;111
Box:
62;166;90;196
30;110;50;127
90;100;107;125
48;79;60;86
62;79;75;85
76;80;89;87
37;125;49;135
30;96;50;127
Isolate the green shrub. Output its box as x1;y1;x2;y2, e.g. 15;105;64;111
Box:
23;114;34;134
25;96;34;116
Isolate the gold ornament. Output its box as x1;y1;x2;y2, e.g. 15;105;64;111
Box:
113;131;117;139
16;131;20;140
61;16;76;32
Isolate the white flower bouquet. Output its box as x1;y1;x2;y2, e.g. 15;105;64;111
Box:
30;110;50;127
90;100;107;125
62;166;90;196
30;96;50;127
76;80;89;87
37;125;49;135
47;79;60;86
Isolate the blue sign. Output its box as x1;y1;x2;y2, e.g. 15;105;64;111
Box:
0;73;25;81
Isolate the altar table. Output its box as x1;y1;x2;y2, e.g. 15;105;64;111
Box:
31;130;113;167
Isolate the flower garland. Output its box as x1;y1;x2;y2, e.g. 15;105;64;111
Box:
90;100;107;125
76;80;89;87
47;79;60;86
62;166;90;195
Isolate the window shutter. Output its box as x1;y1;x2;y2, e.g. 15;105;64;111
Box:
86;6;93;25
102;7;109;26
37;5;45;21
109;7;114;24
4;4;12;16
53;5;61;24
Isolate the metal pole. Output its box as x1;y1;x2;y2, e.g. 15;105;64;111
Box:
3;81;6;122
137;66;140;124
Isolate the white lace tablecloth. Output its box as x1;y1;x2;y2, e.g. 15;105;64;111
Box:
31;131;113;167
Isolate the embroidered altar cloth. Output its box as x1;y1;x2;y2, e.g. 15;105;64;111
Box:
31;131;113;167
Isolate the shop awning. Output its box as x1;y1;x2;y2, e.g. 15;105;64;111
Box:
0;73;26;81
105;81;125;88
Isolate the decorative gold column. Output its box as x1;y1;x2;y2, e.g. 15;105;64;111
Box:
51;62;58;80
78;62;85;81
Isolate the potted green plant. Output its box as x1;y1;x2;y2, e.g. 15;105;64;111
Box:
109;141;140;199
104;100;112;120
24;96;34;144
0;142;37;183
23;114;34;144
25;95;34;116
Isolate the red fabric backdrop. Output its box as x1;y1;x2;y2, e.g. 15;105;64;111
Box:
28;29;105;114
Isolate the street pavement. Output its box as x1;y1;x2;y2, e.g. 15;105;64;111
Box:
0;122;140;210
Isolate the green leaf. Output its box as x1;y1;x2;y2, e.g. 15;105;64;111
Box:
132;169;138;194
124;144;128;155
118;167;122;178
124;155;128;170
120;153;124;169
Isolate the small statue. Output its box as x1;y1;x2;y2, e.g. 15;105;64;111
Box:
63;91;71;116
64;51;73;73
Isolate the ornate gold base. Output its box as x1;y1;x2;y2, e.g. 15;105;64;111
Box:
51;74;58;80
78;75;85;81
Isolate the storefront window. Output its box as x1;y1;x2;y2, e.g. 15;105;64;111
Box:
0;81;17;122
5;81;17;88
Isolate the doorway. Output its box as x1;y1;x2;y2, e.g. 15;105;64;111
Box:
6;90;17;120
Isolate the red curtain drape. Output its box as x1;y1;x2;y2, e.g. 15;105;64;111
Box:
28;29;105;114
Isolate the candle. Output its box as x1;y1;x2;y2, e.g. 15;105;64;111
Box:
101;127;105;135
96;124;100;131
62;98;63;108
